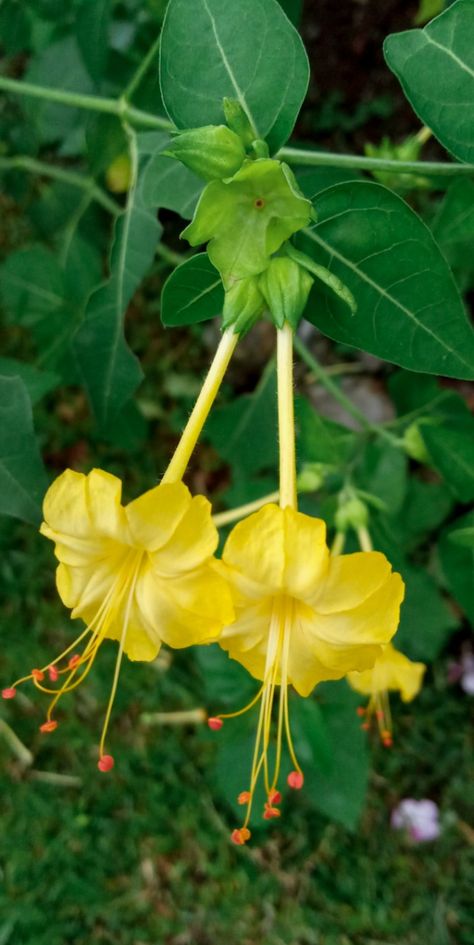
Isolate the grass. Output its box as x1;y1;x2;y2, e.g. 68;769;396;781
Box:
0;518;473;945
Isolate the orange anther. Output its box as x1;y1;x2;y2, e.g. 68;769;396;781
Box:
31;669;45;682
287;770;304;790
356;707;366;717
207;717;223;731
376;710;384;721
48;666;59;682
97;754;115;772
40;720;58;733
361;721;370;731
383;737;393;748
231;828;247;845
263;805;281;820
381;729;391;740
268;789;282;805
238;791;251;805
68;654;80;669
2;688;16;700
240;827;251;842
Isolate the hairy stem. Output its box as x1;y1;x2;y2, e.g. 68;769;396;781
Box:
0;155;121;215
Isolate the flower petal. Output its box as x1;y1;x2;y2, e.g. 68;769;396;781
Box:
42;469;91;538
310;551;395;613
151;495;218;575
308;572;405;647
125;482;191;551
282;508;329;598
223;505;285;593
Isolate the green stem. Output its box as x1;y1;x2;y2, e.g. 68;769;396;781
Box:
123;33;163;102
0;155;121;214
0;75;173;130
293;334;400;447
1;75;473;178
278;145;474;178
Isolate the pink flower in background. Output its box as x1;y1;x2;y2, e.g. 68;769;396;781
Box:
448;649;474;695
391;799;440;842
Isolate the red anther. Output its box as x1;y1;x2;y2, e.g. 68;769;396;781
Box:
240;827;251;842
40;720;58;733
2;687;17;700
231;828;245;845
97;754;115;772
287;770;304;790
207;717;223;731
356;707;366;717
31;669;45;682
48;666;59;682
268;789;282;805
238;791;251;805
361;721;370;731
383;737;393;748
263;805;281;820
68;654;80;669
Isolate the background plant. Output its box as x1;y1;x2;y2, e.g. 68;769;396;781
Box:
0;0;473;942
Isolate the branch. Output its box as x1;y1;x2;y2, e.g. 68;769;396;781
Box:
0;155;121;215
278;145;474;178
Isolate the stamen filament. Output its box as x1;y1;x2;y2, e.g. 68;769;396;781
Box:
212;490;280;528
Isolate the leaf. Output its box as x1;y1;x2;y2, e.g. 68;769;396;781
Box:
421;412;474;502
278;0;303;27
0;246;66;326
296;397;355;466
448;525;474;548
395;565;458;660
75;0;112;82
195;644;257;707
439;510;474;624
205;361;278;475
159;0;309;153
140;153;203;219
25;36;94;150
0;376;47;525
0;358;59;404
291;696;333;774
384;0;474;163
161;253;224;327
357;439;408;514
296;164;362;200
303;682;369;830
74;132;162;427
432;178;474;289
299;181;474;379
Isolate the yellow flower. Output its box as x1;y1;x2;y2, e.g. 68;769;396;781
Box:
5;468;233;769
348;642;425;746
208;502;404;838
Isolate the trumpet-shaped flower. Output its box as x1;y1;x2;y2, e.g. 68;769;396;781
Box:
3;468;233;768
348;642;425;746
208;503;404;839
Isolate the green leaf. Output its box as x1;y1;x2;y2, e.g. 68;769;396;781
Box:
161;253;224;327
384;0;474;163
0;246;65;325
0;358;59;404
439;510;474;624
357;439;408;514
296;164;362;200
296;397;355;466
74;132;162;427
159;0;309;153
395;565;458;660
448;525;474;548
291;696;333;774
196;643;257;707
140;138;204;219
205;361;278;475
421;410;474;502
299;181;474;379
25;36;94;149
303;682;369;830
0;376;47;525
278;0;303;26
76;0;111;82
0;0;32;54
433;179;474;289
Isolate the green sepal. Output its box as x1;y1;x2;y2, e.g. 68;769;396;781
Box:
335;496;369;532
286;242;357;315
223;98;255;148
222;276;265;334
403;421;432;463
297;462;328;493
181;158;312;288
163;125;246;181
259;256;313;329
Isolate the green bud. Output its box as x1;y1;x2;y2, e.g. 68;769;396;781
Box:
297;463;326;493
222;276;265;334
164;125;245;181
402;422;431;463
223;98;255;148
181;158;312;288
335;497;368;532
259;256;313;329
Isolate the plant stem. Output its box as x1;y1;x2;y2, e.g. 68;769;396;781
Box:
141;708;207;726
213;491;280;527
123;33;163;102
278;145;474;178
0;718;33;767
277;324;297;510
357;526;373;552
0;75;173;130
293;334;400;447
1;75;473;177
161;329;239;484
0;155;121;214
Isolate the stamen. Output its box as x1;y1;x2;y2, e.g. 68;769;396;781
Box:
2;688;17;700
231;827;251;845
238;791;251;805
31;669;45;682
356;706;366;717
207;717;223;731
97;754;115;772
263;803;281;819
48;666;59;682
40;720;58;733
287;770;304;789
268;789;281;805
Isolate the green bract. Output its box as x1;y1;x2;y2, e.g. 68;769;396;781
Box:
259;256;313;329
181;159;312;288
222;277;265;334
164;125;246;182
